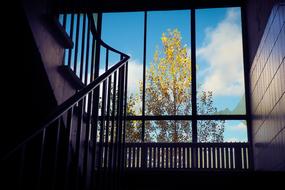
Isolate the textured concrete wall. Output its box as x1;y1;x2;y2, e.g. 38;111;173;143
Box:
247;0;285;170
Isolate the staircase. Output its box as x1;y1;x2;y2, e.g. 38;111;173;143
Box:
1;9;130;190
2;1;285;190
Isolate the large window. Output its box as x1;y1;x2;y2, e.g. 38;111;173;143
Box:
102;7;248;143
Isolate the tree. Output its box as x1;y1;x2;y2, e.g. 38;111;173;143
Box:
126;29;225;143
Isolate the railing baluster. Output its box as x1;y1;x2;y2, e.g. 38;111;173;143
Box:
79;14;86;81
244;147;246;169
132;146;136;168
62;13;67;30
174;146;178;168
73;13;80;73
213;147;216;169
84;15;91;85
156;145;161;168
165;147;169;169
186;147;189;168
109;71;117;170
104;76;112;169
148;147;152;168
75;100;84;190
121;143;250;172
51;119;61;190
64;108;73;190
67;13;74;67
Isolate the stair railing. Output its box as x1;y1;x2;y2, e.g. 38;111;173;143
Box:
1;13;129;190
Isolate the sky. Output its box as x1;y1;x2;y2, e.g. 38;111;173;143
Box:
59;8;248;142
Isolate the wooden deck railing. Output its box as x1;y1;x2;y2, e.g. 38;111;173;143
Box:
124;143;251;170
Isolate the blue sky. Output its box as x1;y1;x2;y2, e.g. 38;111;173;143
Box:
59;8;248;142
101;8;247;142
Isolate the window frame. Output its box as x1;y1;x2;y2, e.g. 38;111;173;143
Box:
99;2;251;144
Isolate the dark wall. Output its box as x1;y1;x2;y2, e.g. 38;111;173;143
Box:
22;0;75;105
1;2;57;157
1;0;76;157
246;0;285;170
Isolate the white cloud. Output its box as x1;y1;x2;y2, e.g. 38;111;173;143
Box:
197;8;244;96
97;59;143;96
230;122;247;131
127;60;143;94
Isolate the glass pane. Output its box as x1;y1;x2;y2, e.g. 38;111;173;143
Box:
102;12;144;116
125;120;142;143
145;120;192;142
146;10;192;116
197;120;248;143
196;8;246;115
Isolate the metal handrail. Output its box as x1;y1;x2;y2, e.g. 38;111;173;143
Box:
2;14;130;160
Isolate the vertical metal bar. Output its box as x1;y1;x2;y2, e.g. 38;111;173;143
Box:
191;9;197;143
104;76;112;169
165;147;169;168
122;61;128;169
156;146;160;168
109;71;117;169
230;147;234;169
62;13;67;29
90;12;102;190
199;147;203;168
51;119;61;190
183;146;186;168
118;66;125;168
142;11;147;142
147;146;151;168
99;78;107;169
90;31;95;83
75;100;84;190
178;145;181;168
153;146;156;168
225;147;228;169
109;72;117;190
212;147;216;169
83;94;92;189
128;147;131;168
64;108;73;190
73;13;81;73
103;74;112;190
113;69;121;188
220;147;224;169
240;5;254;170
67;13;74;67
170;146;173;168
84;14;91;85
188;147;191;168
80;14;86;80
161;146;165;168
132;146;136;168
37;129;46;189
100;49;110;183
174;146;177;168
243;147;248;169
217;147;221;169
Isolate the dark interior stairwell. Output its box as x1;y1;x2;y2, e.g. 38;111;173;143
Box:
1;0;285;190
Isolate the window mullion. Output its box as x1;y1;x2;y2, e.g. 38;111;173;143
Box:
142;11;147;142
191;9;197;143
